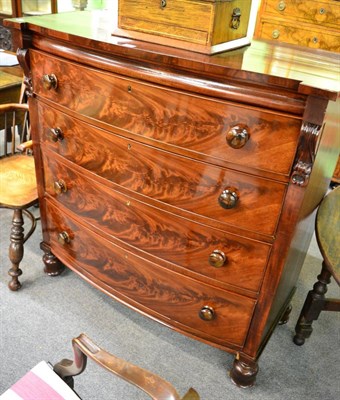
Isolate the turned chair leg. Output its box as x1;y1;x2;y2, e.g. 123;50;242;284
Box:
293;262;331;345
8;209;24;291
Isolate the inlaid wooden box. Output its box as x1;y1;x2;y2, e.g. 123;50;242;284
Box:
115;0;253;54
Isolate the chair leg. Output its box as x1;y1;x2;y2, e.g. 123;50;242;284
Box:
293;262;331;345
8;209;24;291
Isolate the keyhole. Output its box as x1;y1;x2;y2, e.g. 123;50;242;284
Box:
160;0;167;9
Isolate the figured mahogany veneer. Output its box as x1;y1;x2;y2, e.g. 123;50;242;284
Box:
38;104;287;238
42;151;271;294
31;51;301;179
45;199;256;348
5;10;339;389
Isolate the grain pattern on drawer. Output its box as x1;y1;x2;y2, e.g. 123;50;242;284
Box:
43;153;271;293
119;0;213;44
259;20;340;52
264;0;339;28
31;51;301;177
44;199;256;348
38;106;287;237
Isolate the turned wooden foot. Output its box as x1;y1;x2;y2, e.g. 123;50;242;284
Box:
279;303;293;325
40;242;64;276
8;209;24;291
293;263;331;346
229;356;259;388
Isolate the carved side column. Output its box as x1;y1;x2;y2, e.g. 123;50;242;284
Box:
291;96;328;188
17;47;64;277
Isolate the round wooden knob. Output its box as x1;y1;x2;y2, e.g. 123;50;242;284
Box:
54;179;67;195
58;231;70;245
48;128;64;142
42;74;58;90
209;250;227;268
218;188;239;209
199;306;215;321
226;125;249;149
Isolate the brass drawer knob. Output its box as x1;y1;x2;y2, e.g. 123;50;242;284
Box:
226;124;250;149
209;250;227;268
54;179;67;195
218;187;239;209
199;306;216;321
272;30;280;39
48;127;64;142
58;231;71;245
42;74;58;90
277;1;286;11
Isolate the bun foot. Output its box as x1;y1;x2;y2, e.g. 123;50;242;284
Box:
229;357;259;388
40;242;64;276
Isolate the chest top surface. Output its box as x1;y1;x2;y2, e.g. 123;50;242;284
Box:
4;9;340;100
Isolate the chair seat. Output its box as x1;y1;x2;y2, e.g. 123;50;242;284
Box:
0;361;80;400
0;154;37;208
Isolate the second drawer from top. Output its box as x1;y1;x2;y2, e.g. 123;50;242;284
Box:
37;102;287;238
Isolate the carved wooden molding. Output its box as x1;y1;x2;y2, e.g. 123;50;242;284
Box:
17;48;33;97
291;122;322;187
0;26;12;50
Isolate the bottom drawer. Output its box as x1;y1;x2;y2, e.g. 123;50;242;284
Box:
44;199;256;348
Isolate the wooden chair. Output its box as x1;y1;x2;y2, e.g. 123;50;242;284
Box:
0;94;38;291
1;334;200;400
293;186;340;345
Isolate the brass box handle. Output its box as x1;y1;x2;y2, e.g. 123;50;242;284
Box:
230;8;241;30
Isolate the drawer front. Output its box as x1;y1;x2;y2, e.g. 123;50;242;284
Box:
42;152;271;293
38;104;287;237
264;0;339;28
31;51;301;177
259;21;340;52
44;199;256;348
118;0;213;44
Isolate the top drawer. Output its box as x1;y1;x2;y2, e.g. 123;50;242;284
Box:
30;50;301;178
264;0;339;28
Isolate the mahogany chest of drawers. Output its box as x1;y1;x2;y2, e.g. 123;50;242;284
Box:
5;10;339;388
254;0;340;52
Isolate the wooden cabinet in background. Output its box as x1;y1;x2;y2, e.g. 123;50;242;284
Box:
254;0;340;52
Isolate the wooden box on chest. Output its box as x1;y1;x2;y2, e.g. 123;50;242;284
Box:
254;0;340;52
5;10;339;389
116;0;253;54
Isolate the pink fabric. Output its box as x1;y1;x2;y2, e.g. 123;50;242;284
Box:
11;370;65;400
